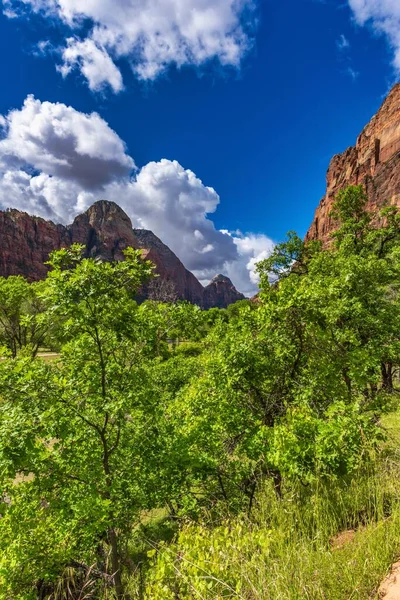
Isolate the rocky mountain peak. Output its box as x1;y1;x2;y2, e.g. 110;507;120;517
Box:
210;274;235;285
132;228;204;305
78;200;132;229
203;273;246;309
69;200;136;261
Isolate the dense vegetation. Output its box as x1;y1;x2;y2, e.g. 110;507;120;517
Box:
0;186;400;599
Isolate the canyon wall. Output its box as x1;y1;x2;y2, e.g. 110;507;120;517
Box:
307;84;400;243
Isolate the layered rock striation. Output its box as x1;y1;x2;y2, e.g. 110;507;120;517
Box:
0;200;243;308
307;84;400;244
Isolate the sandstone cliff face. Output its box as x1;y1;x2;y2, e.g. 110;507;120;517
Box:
0;210;69;280
0;200;244;308
307;84;400;243
203;274;246;309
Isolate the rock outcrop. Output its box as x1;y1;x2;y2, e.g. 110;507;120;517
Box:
0;200;244;308
70;201;137;262
307;84;400;244
203;274;246;309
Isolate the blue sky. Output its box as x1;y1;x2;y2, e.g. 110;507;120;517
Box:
0;0;398;293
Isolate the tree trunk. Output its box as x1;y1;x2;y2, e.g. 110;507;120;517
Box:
272;470;282;500
247;480;257;516
108;527;124;599
381;361;394;393
96;332;126;598
342;368;352;395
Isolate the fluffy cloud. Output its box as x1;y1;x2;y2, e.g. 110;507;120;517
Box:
3;0;256;91
120;161;239;272
0;96;272;294
59;38;124;93
221;232;275;297
348;0;400;74
0;95;133;189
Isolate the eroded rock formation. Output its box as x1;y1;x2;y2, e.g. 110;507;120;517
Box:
307;84;400;243
0;200;243;308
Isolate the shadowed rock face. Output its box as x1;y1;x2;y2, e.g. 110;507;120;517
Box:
203;274;246;309
131;229;204;305
307;84;400;244
0;200;244;308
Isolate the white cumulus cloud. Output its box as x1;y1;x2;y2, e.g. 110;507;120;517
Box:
0;95;134;189
348;0;400;74
59;38;124;93
0;96;272;295
220;231;275;297
3;0;256;92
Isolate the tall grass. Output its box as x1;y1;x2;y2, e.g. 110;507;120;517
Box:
132;411;400;599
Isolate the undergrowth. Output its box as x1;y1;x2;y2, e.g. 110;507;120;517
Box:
122;409;400;599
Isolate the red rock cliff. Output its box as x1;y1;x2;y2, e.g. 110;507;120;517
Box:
307;84;400;243
0;209;70;280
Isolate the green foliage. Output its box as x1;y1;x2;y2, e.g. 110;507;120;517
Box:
269;401;383;480
167;186;400;512
0;276;52;357
330;185;372;250
173;341;203;357
145;497;400;600
226;298;256;320
256;231;321;286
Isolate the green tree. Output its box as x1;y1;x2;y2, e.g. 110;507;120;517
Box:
172;187;400;510
0;276;50;357
0;246;194;599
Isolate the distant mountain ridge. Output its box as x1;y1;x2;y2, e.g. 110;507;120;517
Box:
0;200;245;308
